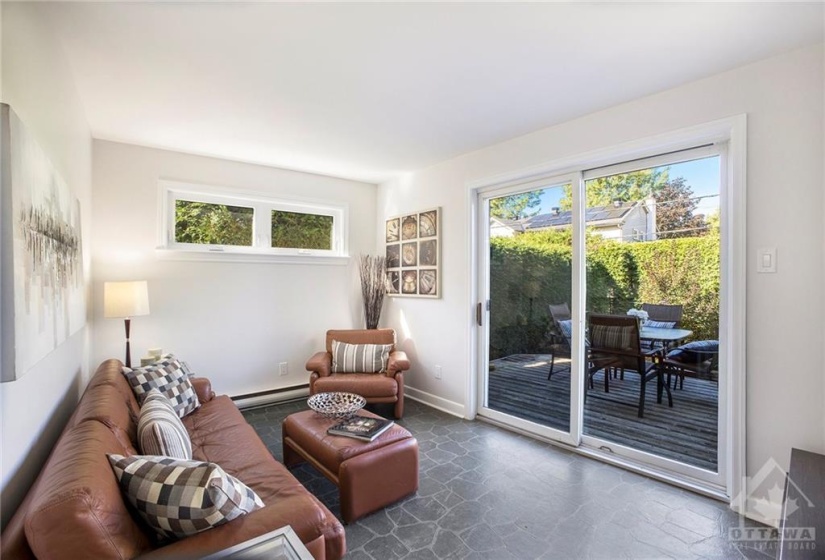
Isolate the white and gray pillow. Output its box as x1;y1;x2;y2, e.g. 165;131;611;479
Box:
108;454;264;540
137;390;192;459
331;340;392;373
122;356;200;417
644;320;676;329
159;353;194;377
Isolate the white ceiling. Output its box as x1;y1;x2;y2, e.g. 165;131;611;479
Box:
44;2;823;184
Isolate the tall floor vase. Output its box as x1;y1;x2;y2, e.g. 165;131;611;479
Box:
359;254;387;329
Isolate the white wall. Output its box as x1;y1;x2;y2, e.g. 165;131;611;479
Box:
379;44;824;514
0;4;93;527
91;141;377;397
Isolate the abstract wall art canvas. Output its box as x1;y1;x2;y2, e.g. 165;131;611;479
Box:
385;207;440;298
1;103;85;382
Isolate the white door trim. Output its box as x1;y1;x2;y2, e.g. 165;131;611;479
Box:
466;114;747;508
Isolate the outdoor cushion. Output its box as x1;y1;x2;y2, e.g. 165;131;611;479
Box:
557;319;573;341
644;320;676;329
590;324;634;350
667;340;719;362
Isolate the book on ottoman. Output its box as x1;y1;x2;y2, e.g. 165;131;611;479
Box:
328;415;394;442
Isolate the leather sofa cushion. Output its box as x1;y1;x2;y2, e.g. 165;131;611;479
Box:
171;396;346;558
72;378;139;444
313;374;398;397
24;420;151;560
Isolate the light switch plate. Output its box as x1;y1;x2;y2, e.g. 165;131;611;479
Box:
757;248;776;273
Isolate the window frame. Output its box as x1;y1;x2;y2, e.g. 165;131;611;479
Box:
157;180;349;264
468;114;746;510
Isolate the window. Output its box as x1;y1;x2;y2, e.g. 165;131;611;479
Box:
159;181;347;262
271;210;333;250
175;200;254;247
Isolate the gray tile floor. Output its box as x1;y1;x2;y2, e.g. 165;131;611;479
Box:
242;399;773;559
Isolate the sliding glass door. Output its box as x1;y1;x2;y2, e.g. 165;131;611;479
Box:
580;148;724;484
476;144;728;490
477;174;583;446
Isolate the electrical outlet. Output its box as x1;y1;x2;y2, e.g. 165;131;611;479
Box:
279;362;288;376
434;365;442;379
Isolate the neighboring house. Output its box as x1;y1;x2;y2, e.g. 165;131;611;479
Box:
489;217;525;238
492;198;657;242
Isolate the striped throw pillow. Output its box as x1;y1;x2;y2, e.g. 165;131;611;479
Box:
331;340;392;373
122;357;200;418
138;390;192;459
108;454;264;540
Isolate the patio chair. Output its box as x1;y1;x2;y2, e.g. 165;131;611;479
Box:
641;303;683;327
639;303;684;355
546;303;571;380
587;313;672;418
662;340;719;390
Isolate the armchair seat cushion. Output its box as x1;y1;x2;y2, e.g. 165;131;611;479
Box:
313;374;398;398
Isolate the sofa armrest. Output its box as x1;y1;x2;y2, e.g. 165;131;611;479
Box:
136;493;345;560
306;352;331;377
387;351;410;376
192;378;215;403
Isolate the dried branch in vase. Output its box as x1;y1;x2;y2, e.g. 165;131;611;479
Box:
359;254;387;329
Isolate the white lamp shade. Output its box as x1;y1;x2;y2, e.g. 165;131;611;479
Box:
104;281;150;318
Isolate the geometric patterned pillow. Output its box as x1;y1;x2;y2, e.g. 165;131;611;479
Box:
122;357;200;418
160;353;195;377
137;390;193;459
107;454;264;540
331;340;392;373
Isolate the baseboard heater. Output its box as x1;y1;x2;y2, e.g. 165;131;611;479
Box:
231;384;310;410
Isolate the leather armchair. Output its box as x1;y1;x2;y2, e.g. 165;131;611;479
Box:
307;329;410;418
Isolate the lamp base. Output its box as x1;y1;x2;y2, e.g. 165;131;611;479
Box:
124;318;132;368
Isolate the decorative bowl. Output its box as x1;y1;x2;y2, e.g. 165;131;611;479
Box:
307;392;366;419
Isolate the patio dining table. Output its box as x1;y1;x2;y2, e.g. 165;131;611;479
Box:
639;326;693;346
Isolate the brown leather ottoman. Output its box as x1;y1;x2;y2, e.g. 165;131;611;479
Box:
282;409;419;524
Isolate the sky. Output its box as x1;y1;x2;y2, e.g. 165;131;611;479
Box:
537;155;721;217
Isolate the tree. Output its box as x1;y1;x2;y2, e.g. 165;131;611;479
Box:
175;201;253;246
559;169;670;210
490;191;541;220
654;177;706;238
271;211;333;250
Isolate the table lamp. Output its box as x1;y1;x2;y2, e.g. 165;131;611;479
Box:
104;281;150;368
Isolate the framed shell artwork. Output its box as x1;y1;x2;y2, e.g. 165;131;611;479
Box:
385;207;440;298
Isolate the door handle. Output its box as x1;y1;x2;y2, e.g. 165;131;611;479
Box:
476;302;483;326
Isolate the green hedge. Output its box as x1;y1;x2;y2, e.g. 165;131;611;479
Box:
489;232;719;359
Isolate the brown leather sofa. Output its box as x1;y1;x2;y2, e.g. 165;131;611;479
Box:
1;359;345;560
306;329;410;419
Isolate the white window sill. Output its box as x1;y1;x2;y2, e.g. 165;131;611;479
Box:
155;247;350;265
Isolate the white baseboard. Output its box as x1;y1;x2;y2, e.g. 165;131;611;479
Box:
405;386;465;419
233;386;309;410
744;499;782;528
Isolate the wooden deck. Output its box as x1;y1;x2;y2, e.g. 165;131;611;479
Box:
487;354;718;471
